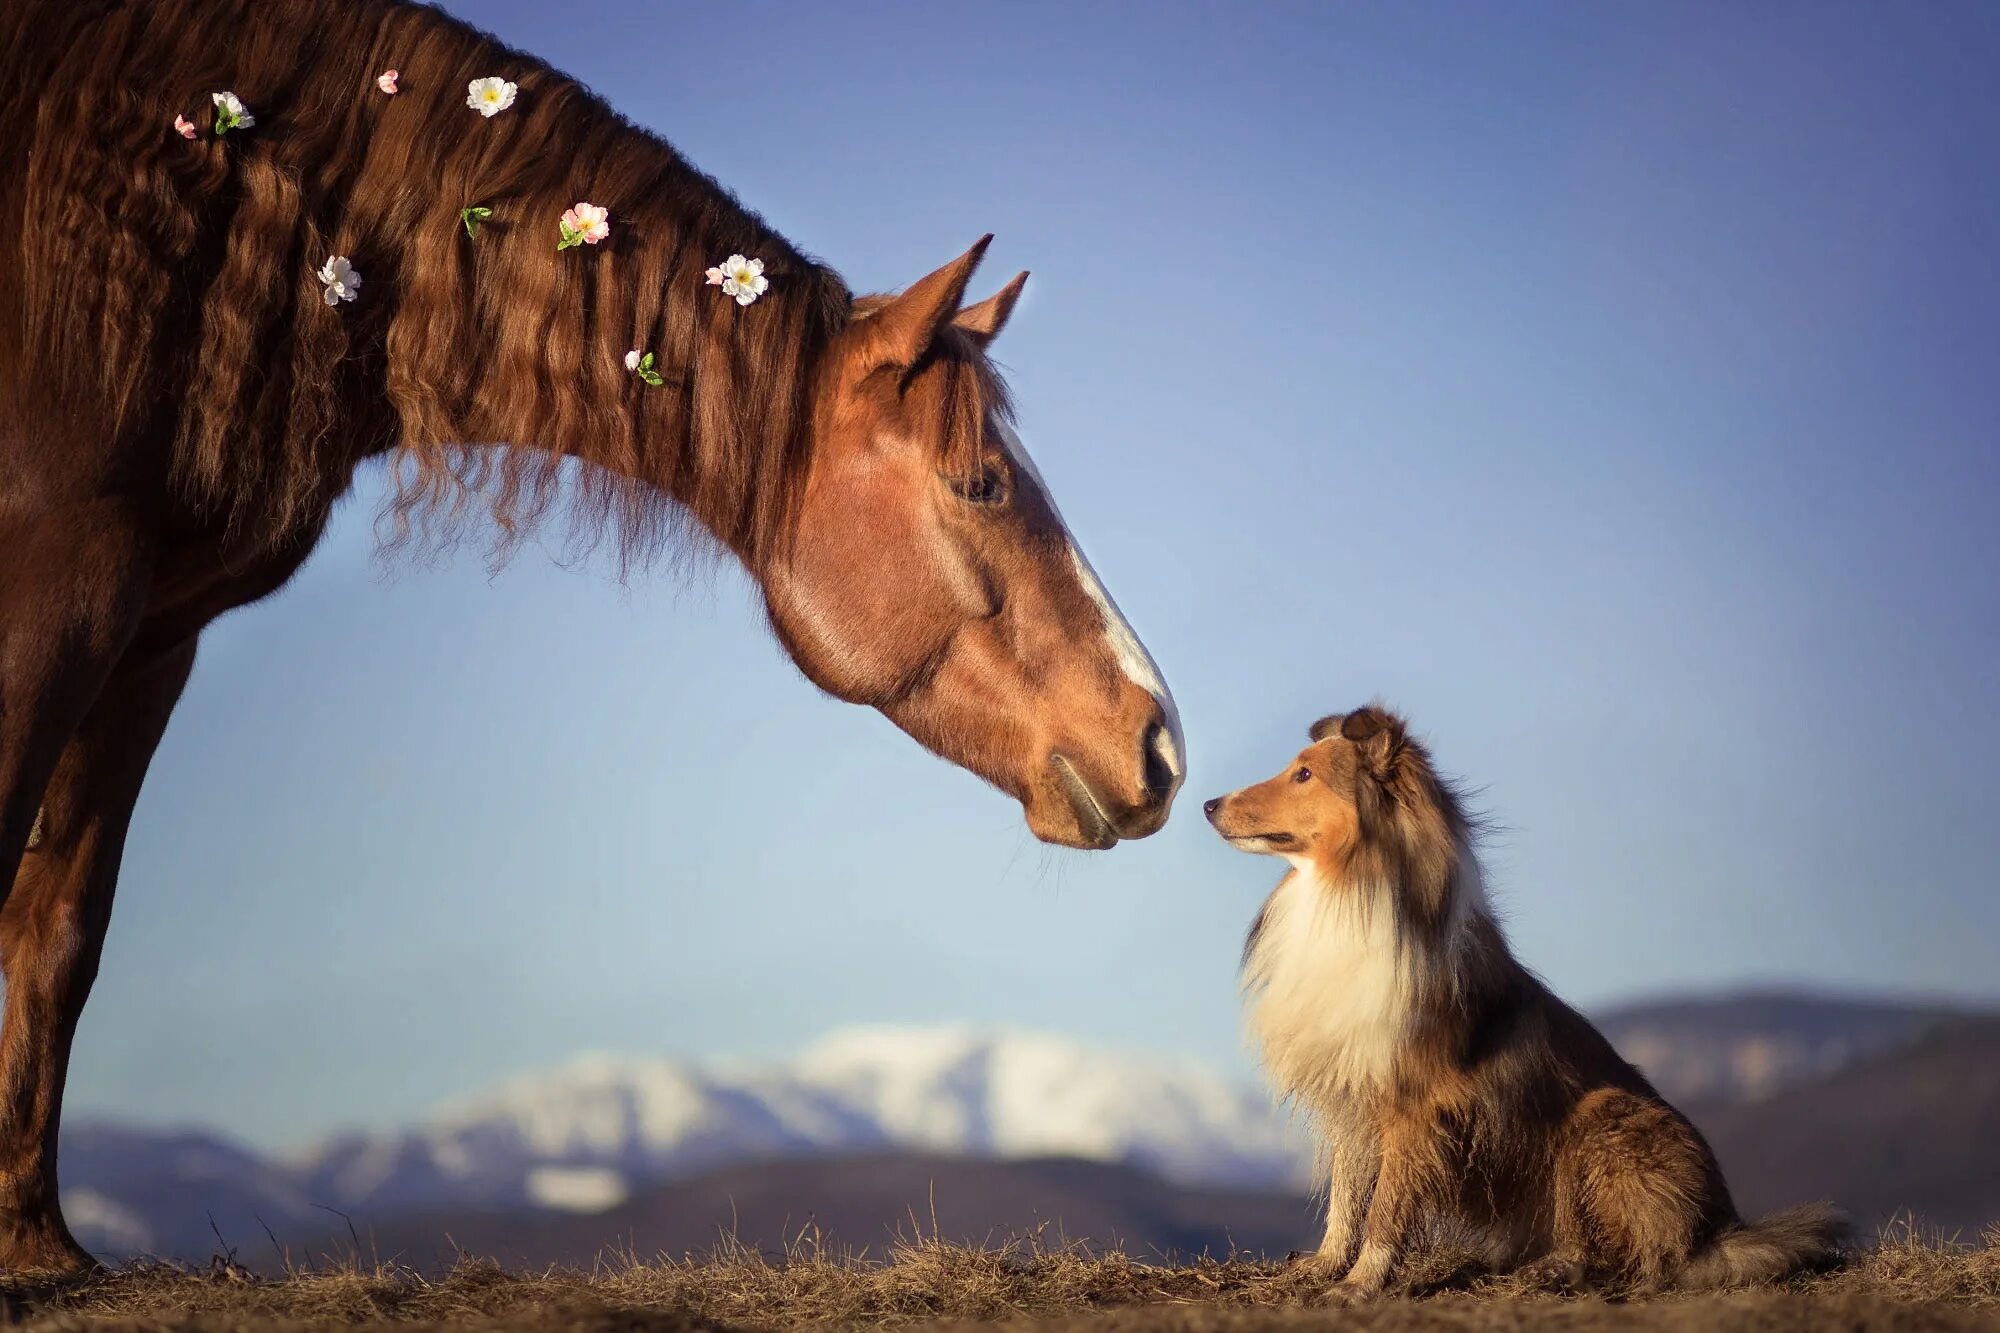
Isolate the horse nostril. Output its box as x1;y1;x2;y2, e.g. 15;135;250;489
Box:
1203;797;1221;819
1141;720;1176;799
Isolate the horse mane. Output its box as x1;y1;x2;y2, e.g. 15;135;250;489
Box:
4;0;854;569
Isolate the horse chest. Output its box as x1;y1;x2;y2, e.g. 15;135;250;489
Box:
146;521;328;641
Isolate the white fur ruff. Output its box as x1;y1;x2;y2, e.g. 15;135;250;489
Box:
1243;853;1489;1117
1242;871;1419;1109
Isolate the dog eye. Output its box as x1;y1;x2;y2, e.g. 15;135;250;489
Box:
1292;767;1311;784
946;463;1009;507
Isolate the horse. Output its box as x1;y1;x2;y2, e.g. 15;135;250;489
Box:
0;0;1183;1273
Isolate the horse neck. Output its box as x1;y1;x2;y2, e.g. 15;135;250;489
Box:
13;0;850;562
334;44;846;563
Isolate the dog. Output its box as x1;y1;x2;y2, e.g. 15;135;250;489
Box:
1204;705;1843;1296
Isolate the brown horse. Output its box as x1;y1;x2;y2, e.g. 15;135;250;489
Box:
0;0;1182;1273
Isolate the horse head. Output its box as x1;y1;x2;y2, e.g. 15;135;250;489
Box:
760;238;1183;848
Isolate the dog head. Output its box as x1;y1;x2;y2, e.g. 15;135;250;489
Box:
1204;704;1463;896
1200;706;1404;866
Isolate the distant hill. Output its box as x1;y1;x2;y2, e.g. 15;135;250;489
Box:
1595;990;1980;1106
1693;1017;2000;1239
56;992;1999;1267
341;1154;1319;1268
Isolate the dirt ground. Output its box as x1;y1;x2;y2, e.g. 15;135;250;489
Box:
4;1226;1995;1331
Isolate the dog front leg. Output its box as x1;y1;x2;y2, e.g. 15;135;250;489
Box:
1314;1112;1380;1276
1338;1113;1445;1299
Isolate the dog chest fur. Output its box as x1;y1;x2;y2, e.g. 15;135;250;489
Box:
1241;869;1419;1108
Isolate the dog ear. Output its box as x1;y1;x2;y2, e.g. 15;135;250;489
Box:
1340;705;1407;782
1308;714;1344;743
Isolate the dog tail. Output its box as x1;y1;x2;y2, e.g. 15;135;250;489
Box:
1676;1202;1848;1290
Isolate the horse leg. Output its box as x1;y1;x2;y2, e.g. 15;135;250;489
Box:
0;501;156;885
0;635;194;1273
0;502;160;1275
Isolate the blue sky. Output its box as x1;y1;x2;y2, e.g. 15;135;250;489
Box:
66;1;2000;1146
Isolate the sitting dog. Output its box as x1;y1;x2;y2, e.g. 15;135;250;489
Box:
1204;705;1842;1295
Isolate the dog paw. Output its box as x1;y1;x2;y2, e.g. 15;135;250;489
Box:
1514;1254;1586;1294
1321;1280;1384;1308
1285;1249;1355;1280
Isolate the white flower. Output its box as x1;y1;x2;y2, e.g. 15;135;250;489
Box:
625;349;642;372
317;255;361;306
211;91;254;134
467;76;517;118
704;254;768;307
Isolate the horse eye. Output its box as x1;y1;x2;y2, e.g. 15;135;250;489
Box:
1293;767;1312;784
948;464;1009;506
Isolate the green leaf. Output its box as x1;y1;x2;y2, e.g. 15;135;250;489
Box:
639;352;656;371
556;221;581;251
460;206;491;239
639;368;664;386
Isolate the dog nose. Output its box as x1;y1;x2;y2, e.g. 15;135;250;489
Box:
1203;797;1221;819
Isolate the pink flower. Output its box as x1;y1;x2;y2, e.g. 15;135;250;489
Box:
564;202;610;243
173;114;197;140
377;70;399;95
556;201;610;250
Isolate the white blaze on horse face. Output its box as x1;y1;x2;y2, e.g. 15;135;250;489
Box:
993;422;1186;790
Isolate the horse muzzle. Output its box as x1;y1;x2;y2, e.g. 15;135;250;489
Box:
1031;705;1183;849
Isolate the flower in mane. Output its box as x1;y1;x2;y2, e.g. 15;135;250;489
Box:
625;349;664;386
172;113;196;140
377;69;399;94
210;91;253;135
704;254;768;307
23;0;857;570
317;255;361;306
466;76;516;117
557;201;609;251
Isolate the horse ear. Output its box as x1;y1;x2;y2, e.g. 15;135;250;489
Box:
953;271;1029;348
862;235;993;369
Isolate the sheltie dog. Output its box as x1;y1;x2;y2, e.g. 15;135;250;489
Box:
1204;705;1843;1296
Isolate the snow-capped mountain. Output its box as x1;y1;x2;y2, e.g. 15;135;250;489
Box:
791;1027;1305;1187
61;1025;1310;1261
289;1027;1311;1219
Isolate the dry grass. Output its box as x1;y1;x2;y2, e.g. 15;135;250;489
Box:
4;1220;1995;1332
